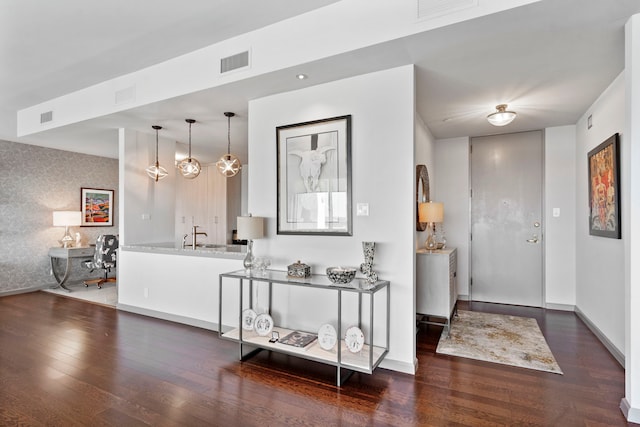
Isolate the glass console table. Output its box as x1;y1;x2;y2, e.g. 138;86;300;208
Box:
218;269;390;386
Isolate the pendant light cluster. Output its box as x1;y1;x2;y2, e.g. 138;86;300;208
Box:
178;119;201;179
146;125;168;182
146;112;240;181
216;112;242;177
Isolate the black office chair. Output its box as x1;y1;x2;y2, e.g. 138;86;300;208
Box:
83;234;118;289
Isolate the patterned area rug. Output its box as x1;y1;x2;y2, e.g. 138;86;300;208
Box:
436;310;563;374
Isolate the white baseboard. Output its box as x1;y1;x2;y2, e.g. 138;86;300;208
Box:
379;357;417;375
0;285;47;297
457;294;469;301
575;306;624;366
117;303;218;331
545;303;575;311
620;397;640;423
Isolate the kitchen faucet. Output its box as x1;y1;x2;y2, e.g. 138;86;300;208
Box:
191;225;207;249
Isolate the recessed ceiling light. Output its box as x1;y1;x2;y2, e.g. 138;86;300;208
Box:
296;73;308;80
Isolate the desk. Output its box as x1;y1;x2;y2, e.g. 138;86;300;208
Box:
49;246;95;292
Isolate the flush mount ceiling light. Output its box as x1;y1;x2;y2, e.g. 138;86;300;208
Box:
487;104;517;126
215;112;242;178
178;119;201;179
146;125;168;182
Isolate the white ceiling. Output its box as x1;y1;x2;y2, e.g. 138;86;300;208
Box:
2;0;640;161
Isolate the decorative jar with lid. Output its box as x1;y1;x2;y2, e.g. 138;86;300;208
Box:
287;260;311;278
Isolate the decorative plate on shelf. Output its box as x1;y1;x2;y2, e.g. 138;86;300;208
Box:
242;308;257;331
318;323;337;351
345;326;365;353
254;313;274;336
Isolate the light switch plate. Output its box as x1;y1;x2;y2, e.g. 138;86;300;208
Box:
356;203;369;216
553;208;560;218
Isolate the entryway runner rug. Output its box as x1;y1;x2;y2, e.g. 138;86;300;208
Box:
435;310;563;374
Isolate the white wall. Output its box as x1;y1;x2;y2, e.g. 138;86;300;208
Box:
575;72;625;353
623;14;640;423
434;137;470;298
415;115;436;250
544;126;577;307
118;128;244;329
18;0;540;139
434;128;579;306
118;250;242;328
119;129;176;245
248;65;416;373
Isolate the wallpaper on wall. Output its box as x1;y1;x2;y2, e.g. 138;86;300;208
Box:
0;140;119;293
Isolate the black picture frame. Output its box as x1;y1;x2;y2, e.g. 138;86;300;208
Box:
276;115;352;235
588;133;620;238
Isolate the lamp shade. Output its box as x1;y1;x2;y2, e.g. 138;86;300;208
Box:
418;202;444;223
53;211;82;227
237;216;264;240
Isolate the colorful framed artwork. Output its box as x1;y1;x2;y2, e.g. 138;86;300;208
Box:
81;187;114;226
588;133;620;238
276;115;352;235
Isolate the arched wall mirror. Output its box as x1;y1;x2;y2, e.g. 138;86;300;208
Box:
416;164;430;231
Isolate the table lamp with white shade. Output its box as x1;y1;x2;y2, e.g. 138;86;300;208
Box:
418;201;444;251
53;211;82;248
237;214;264;273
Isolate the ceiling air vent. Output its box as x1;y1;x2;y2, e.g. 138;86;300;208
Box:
220;51;249;74
417;0;478;20
40;111;53;124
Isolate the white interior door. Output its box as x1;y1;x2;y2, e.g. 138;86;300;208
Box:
470;130;543;307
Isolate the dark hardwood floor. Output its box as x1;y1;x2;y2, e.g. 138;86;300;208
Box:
0;292;635;426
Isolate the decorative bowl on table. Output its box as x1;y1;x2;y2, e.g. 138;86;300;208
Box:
326;266;357;284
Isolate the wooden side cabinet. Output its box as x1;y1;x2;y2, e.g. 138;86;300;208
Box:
416;248;457;333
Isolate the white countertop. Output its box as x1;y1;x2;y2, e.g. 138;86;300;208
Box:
122;242;246;259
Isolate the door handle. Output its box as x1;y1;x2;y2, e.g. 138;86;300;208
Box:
526;234;539;244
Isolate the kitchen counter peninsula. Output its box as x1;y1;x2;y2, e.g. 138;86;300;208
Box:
117;242;245;331
123;242;246;260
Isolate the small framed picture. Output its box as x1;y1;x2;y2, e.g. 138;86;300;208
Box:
588;133;620;238
81;187;114;227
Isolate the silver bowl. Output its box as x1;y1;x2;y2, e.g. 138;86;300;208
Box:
326;266;357;284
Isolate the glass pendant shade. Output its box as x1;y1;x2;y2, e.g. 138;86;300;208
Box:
487;104;517;126
146;162;168;182
147;125;168;182
216;112;242;178
178;157;201;179
179;119;201;179
216;153;241;177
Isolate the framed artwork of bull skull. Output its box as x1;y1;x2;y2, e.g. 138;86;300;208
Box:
276;115;352;235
